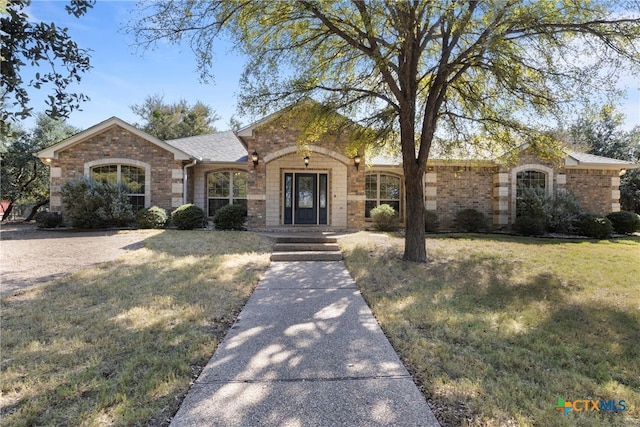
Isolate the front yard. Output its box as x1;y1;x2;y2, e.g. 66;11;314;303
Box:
1;230;638;426
340;232;640;426
1;231;271;426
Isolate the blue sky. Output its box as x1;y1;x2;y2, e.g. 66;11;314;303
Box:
22;1;640;133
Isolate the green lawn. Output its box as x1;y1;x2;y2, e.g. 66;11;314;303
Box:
341;232;640;427
1;231;272;426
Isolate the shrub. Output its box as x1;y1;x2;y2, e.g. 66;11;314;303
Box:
213;204;247;230
514;215;545;236
574;214;613;239
544;191;582;233
61;177;134;229
424;210;440;232
455;208;488;232
136;206;168;229
171;204;205;230
34;211;63;228
606;211;640;234
370;204;399;231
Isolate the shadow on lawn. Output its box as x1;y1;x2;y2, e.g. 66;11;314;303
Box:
0;230;272;426
345;244;640;426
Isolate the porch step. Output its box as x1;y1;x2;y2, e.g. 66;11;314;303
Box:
270;235;343;261
271;251;343;262
273;243;340;252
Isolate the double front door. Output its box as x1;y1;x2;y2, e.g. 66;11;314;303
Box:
284;173;328;225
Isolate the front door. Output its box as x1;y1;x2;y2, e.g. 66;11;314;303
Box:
284;173;328;225
295;174;317;224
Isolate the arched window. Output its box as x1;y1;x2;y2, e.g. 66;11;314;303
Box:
365;173;401;218
208;171;247;216
515;170;547;217
92;164;146;211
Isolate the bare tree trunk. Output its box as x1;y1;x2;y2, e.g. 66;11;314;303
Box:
1;202;14;222
23;199;49;222
402;161;427;262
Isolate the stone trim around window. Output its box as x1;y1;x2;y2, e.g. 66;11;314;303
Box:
84;158;151;209
510;164;554;223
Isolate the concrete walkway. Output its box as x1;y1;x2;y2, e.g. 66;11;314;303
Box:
170;261;440;427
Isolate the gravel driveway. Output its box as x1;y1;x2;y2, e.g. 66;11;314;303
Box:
0;223;155;296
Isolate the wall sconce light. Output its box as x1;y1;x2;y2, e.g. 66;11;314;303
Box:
251;151;259;168
304;156;310;168
354;154;361;170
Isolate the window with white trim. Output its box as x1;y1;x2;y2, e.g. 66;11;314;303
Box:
365;173;401;218
516;170;547;217
92;164;146;211
207;171;248;216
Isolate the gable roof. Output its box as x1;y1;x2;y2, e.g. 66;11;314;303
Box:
565;151;638;169
36;116;193;161
165;131;248;163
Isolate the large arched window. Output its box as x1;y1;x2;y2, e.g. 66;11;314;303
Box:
207;171;247;216
92;164;146;211
515;170;547;217
365;173;401;218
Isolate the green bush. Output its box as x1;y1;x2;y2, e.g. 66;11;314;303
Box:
61;177;134;229
514;215;545;236
455;208;488;232
544;191;582;233
370;204;399;231
517;188;582;234
213;204;247;230
34;211;63;228
424;210;440;232
136;206;168;229
574;214;613;239
171;204;205;230
606;211;640;234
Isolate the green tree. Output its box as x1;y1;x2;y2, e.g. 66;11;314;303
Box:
1;0;94;133
569;105;640;212
132;1;640;261
131;94;220;140
0;114;77;221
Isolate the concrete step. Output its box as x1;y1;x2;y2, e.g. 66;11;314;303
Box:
274;236;338;244
273;243;340;252
271;251;343;262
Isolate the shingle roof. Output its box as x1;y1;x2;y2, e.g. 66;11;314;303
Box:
566;151;637;167
165;131;248;163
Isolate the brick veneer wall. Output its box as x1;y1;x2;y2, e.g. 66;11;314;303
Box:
426;165;496;230
565;169;620;214
47;126;185;214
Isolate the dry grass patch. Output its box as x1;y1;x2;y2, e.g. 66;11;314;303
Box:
1;230;271;426
340;232;640;427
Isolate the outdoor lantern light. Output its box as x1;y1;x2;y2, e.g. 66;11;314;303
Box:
304;156;310;168
251;151;259;168
354;154;361;170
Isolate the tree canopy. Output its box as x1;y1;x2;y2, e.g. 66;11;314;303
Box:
130;94;220;140
568;105;640;212
1;0;94;134
131;0;640;261
0;114;78;221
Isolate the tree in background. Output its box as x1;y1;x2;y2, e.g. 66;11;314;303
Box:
1;114;78;221
130;94;220;140
1;0;94;134
131;1;640;261
569;105;640;213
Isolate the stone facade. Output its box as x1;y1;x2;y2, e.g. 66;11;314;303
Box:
38;115;634;232
238;111;365;229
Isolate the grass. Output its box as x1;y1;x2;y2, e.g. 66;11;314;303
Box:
1;230;272;426
340;232;640;427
